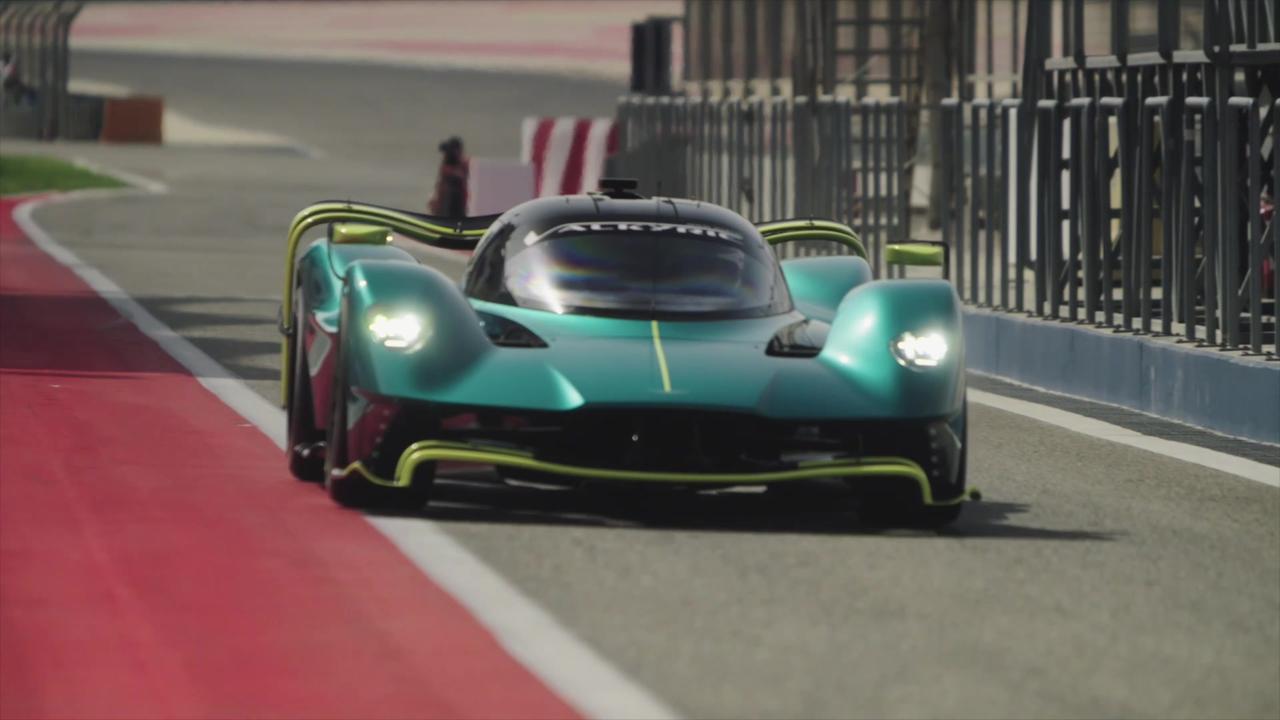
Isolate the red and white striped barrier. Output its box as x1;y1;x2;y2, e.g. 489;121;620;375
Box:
521;116;618;197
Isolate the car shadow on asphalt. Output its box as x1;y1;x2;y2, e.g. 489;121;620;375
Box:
371;474;1117;541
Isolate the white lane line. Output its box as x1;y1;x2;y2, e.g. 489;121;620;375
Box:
11;189;678;720
969;389;1279;488
71;157;170;194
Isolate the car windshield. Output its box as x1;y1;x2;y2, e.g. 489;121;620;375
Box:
498;222;789;319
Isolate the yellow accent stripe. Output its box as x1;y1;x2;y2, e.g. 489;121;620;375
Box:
650;320;672;393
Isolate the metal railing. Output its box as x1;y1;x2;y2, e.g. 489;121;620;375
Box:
616;89;1277;358
0;0;83;140
940;94;1277;357
615;94;910;274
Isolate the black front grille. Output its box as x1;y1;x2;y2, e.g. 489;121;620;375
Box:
377;404;949;474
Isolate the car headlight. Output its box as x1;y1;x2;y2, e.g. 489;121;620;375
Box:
368;310;428;350
891;330;948;368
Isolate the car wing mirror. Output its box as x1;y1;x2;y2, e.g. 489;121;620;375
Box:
329;222;394;245
884;240;949;278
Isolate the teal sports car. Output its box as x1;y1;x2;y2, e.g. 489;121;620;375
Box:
279;181;975;526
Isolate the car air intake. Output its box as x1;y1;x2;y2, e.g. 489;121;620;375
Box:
477;312;548;348
766;319;830;358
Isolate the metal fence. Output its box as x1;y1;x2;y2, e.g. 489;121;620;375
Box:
616;89;1278;358
0;1;84;140
615;94;910;274
940;94;1278;357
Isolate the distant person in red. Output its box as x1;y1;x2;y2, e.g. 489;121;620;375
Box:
2;51;35;106
428;136;469;218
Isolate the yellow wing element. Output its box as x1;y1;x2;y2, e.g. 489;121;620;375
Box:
278;201;496;405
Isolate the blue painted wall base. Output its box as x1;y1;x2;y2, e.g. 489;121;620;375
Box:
963;308;1280;446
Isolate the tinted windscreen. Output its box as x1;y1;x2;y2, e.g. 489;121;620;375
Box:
500;223;789;318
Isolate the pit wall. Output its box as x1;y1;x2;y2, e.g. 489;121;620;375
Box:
963;308;1280;446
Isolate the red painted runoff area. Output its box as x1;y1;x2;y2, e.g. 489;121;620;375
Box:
0;197;578;719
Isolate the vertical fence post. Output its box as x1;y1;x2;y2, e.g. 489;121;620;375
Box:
1222;98;1244;348
894;98;909;248
1065;98;1083;322
1273;98;1279;357
1036;99;1061;319
769;97;779;224
688;97;701;201
658;96;674;195
1068;98;1097;323
837;97;854;235
729;97;742;214
793;95;810;220
954;99;969;294
969;100;984;304
1138;97;1169;334
1176;97;1199;342
782;96;792;219
1157;98;1176;337
677;96;691;198
812;97;828;238
859;98;872;268
998;99;1018;307
1098;98;1128;328
1000;99;1020;309
713;98;726;206
1241;97;1263;354
750;97;761;221
868;98;883;275
984;100;1000;307
938;102;955;281
1196;98;1221;346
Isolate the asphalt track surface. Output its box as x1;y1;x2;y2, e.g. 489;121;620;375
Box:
8;52;1280;718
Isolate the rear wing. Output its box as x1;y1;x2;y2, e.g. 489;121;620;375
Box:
279;199;499;349
755;219;868;260
757;219;949;275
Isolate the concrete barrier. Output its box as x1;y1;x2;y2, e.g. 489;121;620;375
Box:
100;95;163;143
964;307;1280;445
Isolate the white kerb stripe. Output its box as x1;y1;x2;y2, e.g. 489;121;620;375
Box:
11;188;679;720
539;116;579;197
580;118;615;195
968;389;1279;487
520;116;541;165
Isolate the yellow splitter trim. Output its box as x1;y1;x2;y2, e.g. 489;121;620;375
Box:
339;440;972;507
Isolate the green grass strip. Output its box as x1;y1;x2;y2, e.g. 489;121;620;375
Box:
0;154;125;195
